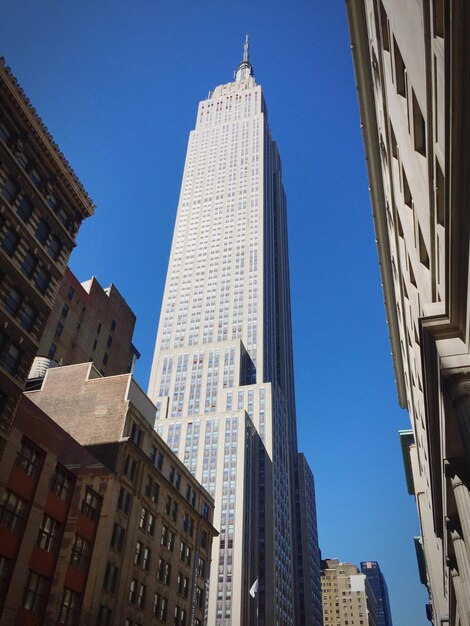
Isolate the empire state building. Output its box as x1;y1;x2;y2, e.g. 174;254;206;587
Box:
149;37;321;626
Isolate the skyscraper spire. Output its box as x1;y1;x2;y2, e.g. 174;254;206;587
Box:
243;33;250;63
235;33;254;81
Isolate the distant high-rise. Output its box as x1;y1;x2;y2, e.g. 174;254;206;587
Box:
321;559;377;626
148;37;320;625
361;561;393;626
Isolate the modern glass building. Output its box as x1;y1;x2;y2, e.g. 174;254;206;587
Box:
148;38;320;626
361;561;393;626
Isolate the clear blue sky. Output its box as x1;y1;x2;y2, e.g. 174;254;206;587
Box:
2;1;428;623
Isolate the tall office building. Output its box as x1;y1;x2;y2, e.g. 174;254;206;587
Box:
148;38;320;625
346;1;470;624
360;562;393;626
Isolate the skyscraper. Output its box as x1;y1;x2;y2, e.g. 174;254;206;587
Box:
148;38;320;625
360;561;393;626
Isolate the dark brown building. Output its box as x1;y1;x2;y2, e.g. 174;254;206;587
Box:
0;58;94;451
31;267;139;378
0;363;216;625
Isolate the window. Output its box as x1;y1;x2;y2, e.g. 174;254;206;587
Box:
196;556;206;578
1;338;22;375
16;438;43;477
160;526;175;551
17;196;33;222
4;288;22;316
179;541;191;566
130;422;142;446
153;593;168;621
123;455;137;481
379;1;390;51
107;335;112;348
182;513;194;536
35;219;50;245
165;496;178;522
394;38;406;96
177;573;189;598
67;285;75;300
2;178;17;203
70;534;91;570
201;501;209;519
110;522;125;552
139;506;148;530
59;588;81;626
48;234;62;260
147;513;155;535
37;514;61;552
195;586;204;608
128;578;137;604
97;605;112;626
0;489;27;533
0;556;11;606
144;475;160;503
62;303;69;318
50;463;75;501
34;267;50;294
21;251;36;277
111;319;116;331
174;606;186;626
81;488;101;521
103;562;118;593
412;89;426;156
137;583;146;609
55;322;64;338
200;530;208;550
156;451;164;471
22;571;48;614
117;488;132;515
102;352;109;365
143;547;151;571
48;343;57;359
20;303;36;332
1;229;19;256
157;558;172;585
134;541;143;566
30;168;42;187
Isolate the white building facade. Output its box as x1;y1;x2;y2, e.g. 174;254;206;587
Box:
347;1;470;624
148;39;315;626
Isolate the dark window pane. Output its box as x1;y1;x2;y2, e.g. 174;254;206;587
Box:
2;179;17;203
2;229;19;256
17;197;33;222
35;219;49;245
21;251;37;278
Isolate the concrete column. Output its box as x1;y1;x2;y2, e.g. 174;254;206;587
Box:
449;523;470;624
450;472;470;563
445;374;470;469
451;567;470;626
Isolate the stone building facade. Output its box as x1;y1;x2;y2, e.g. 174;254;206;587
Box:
31;267;139;378
0;58;94;451
346;1;470;623
0;363;216;625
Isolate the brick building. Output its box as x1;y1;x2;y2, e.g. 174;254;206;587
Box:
30;267;139;378
0;58;94;449
0;363;216;625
